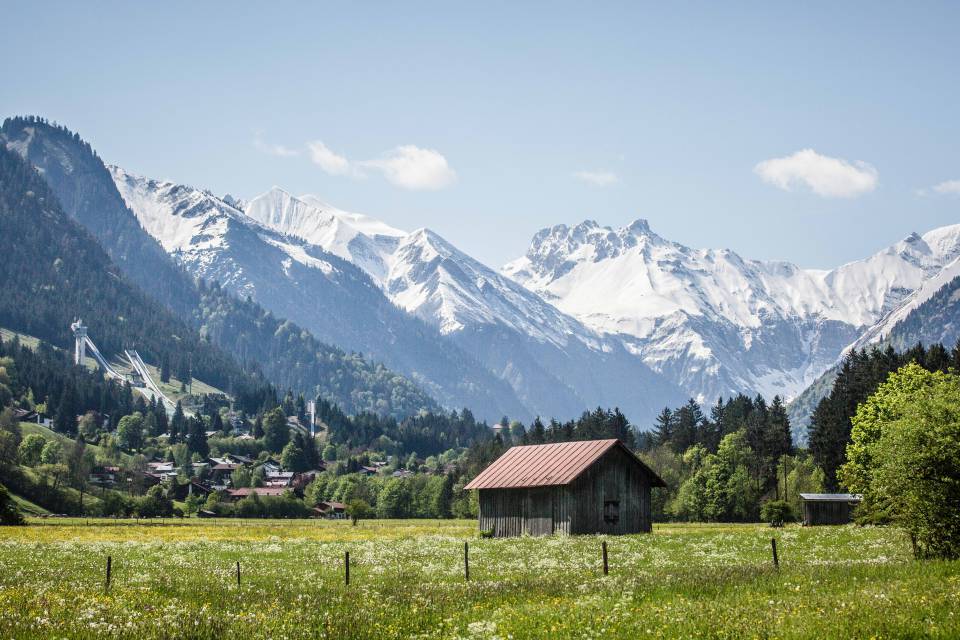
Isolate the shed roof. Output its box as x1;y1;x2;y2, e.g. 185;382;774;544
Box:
799;493;862;502
464;439;666;490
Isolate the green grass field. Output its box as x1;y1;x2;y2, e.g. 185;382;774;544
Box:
0;519;957;639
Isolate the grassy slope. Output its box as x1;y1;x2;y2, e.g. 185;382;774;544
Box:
19;422;132;466
0;520;955;639
7;492;49;516
0;327;41;350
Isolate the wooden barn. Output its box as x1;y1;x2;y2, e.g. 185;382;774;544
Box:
799;493;862;525
465;439;666;537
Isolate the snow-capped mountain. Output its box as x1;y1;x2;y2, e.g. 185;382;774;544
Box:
504;219;960;403
109;168;532;421
843;255;960;354
245;189;601;343
242;188;685;421
107;161;960;425
788;257;960;438
111;171;683;424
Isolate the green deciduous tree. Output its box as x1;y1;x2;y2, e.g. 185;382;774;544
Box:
17;434;46;466
263;408;289;453
116;412;144;451
839;364;960;559
39;440;62;465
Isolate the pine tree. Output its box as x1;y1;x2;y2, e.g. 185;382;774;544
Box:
54;384;78;435
186;415;209;458
671;399;703;454
159;353;171;383
653;407;674;447
170;401;186;442
211;411;224;434
529;417;546;444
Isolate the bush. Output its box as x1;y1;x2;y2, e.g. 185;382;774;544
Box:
0;485;25;525
136;485;174;518
347;499;373;526
760;500;794;527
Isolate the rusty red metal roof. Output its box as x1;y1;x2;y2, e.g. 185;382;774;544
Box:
464;439;666;490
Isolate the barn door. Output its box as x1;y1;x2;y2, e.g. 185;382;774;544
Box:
524;488;554;536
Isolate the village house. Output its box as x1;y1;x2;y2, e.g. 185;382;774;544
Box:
465;439;666;537
226;487;289;502
315;501;347;519
209;462;242;485
88;465;122;488
264;471;295;487
171;480;212;501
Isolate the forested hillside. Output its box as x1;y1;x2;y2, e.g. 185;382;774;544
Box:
1;117;437;418
193;283;438;417
0;142;273;411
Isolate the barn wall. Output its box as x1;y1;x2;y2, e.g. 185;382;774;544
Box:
803;500;853;525
568;447;651;535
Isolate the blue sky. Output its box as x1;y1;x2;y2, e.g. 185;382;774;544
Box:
3;2;959;269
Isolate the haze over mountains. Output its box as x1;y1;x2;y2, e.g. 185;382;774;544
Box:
4;116;960;431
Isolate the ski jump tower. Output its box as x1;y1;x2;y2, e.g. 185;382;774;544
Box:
70;319;87;366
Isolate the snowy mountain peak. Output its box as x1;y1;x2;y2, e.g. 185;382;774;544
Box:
504;217;960;402
627;218;653;235
108;165;247;255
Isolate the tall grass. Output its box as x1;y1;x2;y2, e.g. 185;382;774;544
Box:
0;519;956;638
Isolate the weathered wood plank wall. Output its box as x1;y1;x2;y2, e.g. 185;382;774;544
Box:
478;447;653;537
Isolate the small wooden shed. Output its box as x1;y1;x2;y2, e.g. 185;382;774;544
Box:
465;439;666;537
799;493;862;525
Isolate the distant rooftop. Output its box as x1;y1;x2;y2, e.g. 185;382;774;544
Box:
799;493;862;502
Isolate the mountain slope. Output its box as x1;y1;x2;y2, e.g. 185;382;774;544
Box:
0;139;270;410
105;168;529;421
1;117;439;418
844;256;960;354
504;219;960;404
243;190;686;423
789;259;960;436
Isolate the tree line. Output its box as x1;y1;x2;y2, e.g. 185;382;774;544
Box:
808;341;960;489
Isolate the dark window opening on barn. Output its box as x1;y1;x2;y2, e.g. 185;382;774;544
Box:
603;500;620;524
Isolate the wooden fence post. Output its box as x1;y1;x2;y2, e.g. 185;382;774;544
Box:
236;561;241;587
771;538;779;570
345;550;350;586
464;541;470;581
602;541;609;576
105;555;112;592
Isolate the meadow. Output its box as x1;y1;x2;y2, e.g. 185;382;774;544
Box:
0;519;957;639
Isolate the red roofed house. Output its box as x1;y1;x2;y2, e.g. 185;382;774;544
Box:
315;501;347;519
464;439;666;537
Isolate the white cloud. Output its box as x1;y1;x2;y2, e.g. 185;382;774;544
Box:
359;145;457;191
573;170;619;187
754;149;878;198
304;139;457;191
932;179;960;195
253;133;299;158
307;140;353;176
